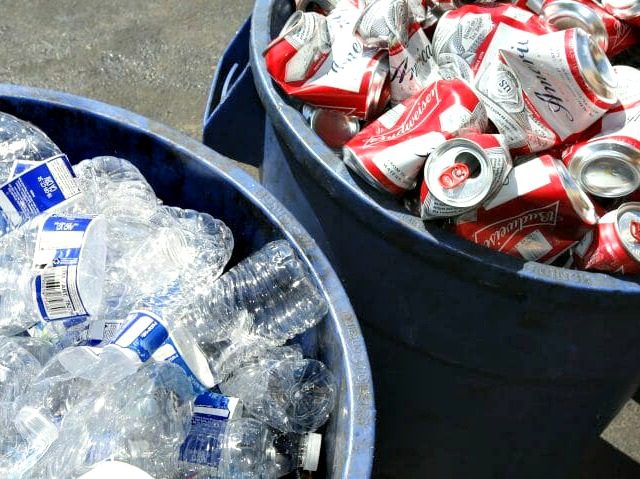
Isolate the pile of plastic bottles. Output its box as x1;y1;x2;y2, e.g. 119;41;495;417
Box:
0;112;337;478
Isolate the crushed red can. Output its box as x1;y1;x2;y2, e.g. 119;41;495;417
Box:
573;202;640;273
563;65;640;198
432;3;550;82
475;28;618;154
601;0;640;27
343;78;488;196
264;5;391;119
453;154;598;263
541;0;639;57
419;133;512;219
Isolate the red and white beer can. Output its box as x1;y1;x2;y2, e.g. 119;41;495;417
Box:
475;28;618;154
432;3;549;82
295;0;342;14
264;12;332;85
302;105;361;148
601;0;640;28
419;133;512;219
541;0;639;57
264;6;391;119
343;78;488;196
574;202;640;273
563;66;640;198
453;154;598;263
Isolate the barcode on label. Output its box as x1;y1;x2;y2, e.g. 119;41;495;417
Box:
41;268;75;319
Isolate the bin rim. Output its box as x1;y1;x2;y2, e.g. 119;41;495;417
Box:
249;0;640;296
0;83;376;479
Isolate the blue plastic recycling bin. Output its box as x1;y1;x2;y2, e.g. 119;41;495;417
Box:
0;84;375;479
201;3;640;478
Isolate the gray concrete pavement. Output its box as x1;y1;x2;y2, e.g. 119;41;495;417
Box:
0;1;638;477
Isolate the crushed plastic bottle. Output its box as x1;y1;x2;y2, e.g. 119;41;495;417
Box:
220;357;337;433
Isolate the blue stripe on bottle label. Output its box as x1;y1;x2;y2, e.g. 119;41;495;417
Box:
32;214;97;322
9;160;40;180
0;154;80;229
179;392;239;466
152;338;208;395
111;310;169;362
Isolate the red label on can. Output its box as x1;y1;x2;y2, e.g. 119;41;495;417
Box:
439;163;470;189
631;221;640;242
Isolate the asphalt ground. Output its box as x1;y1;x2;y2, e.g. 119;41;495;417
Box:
0;1;638;477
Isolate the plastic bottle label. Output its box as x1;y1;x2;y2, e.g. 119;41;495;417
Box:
0;154;80;229
152;338;207;395
111;310;169;362
9;160;40;179
32;214;99;322
179;392;240;467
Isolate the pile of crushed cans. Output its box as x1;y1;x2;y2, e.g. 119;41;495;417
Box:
264;0;640;275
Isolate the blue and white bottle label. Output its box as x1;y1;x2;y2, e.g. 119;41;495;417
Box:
0;154;80;229
110;310;169;362
152;338;208;395
9;160;40;180
179;392;240;466
32;214;98;322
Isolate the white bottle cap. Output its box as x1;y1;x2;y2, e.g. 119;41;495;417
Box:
78;461;155;479
56;345;102;379
302;432;323;472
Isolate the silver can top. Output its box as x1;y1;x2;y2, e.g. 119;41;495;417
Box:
567;140;640;198
554;158;599;225
616;202;640;261
573;29;617;104
425;137;494;208
542;0;608;53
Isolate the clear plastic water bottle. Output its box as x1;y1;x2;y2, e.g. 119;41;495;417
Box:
0;112;62;183
25;361;194;479
0;336;44;402
220;357;337;434
220;417;322;478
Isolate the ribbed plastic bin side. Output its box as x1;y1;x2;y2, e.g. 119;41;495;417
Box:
0;84;375;479
202;2;640;478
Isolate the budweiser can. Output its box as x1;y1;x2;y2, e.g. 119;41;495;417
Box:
354;0;410;48
476;28;618;154
541;0;639;57
601;0;640;27
510;0;544;14
563;66;640;198
453;154;598;263
264;6;391;119
574;202;640;273
343;78;488;195
302;104;361;148
264;12;332;84
419;133;512;219
389;22;440;103
432;3;549;82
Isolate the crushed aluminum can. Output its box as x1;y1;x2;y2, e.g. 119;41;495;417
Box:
419;133;512;219
475;28;618;155
264;12;332;84
265;5;391;119
510;0;544;13
601;0;640;27
563;65;640;198
354;0;410;48
388;22;440;103
573;202;640;273
302;104;361;148
432;3;549;82
343;78;488;196
541;0;640;57
453;154;598;263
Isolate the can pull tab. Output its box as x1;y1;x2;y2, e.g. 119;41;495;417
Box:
439;163;470;189
631;221;640;242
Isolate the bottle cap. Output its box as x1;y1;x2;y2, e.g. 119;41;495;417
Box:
78;461;155;479
302;432;323;471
